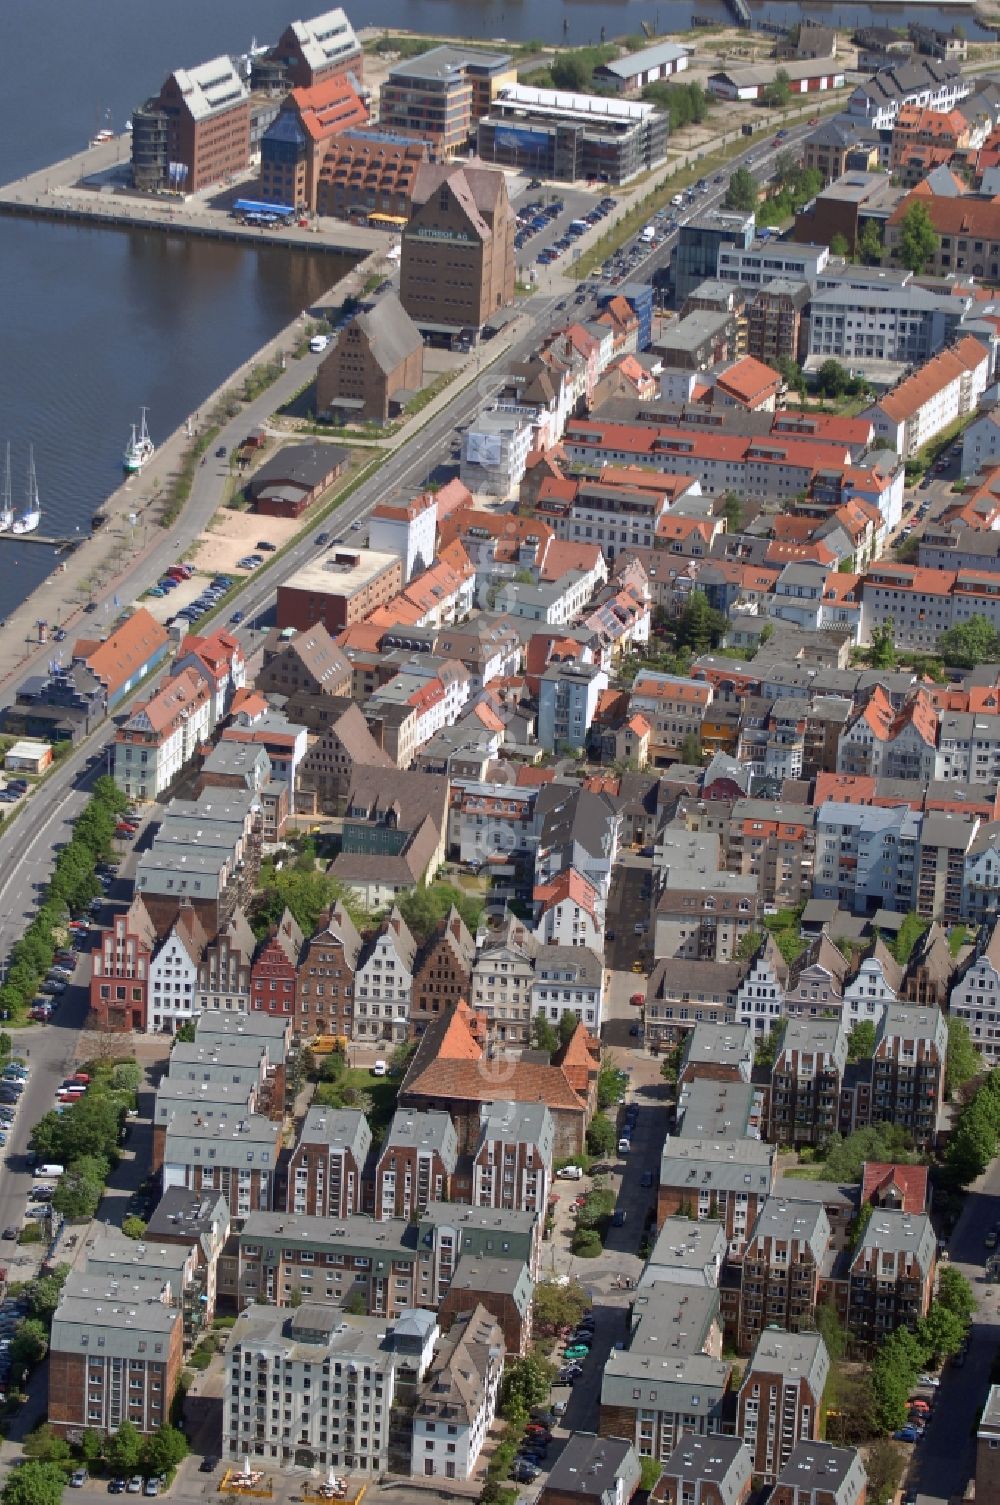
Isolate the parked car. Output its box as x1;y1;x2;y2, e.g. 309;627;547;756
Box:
109;1480;127;1495
70;1471;88;1489
127;1480;144;1495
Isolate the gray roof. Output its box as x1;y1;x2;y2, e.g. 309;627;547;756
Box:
248;442;350;495
242;1210;419;1264
743;1329;830;1399
660;1436;752;1505
194;1009;290;1064
443;1257;534;1312
200;741;270;780
155;1078;256;1122
642;1217;728;1286
227;1302;395;1369
145;1187;230;1252
347;293;423;376
775;1443;868;1505
630;1283;720;1356
675;1078;756;1141
533;943;604;988
168;1039;265;1074
163;1109;279;1169
299;1105;371;1160
601;1349;730;1417
683;1021;754;1074
51;1270;181;1361
661;1136;775;1194
597;40;691;79
880;1002;947;1053
544;1435;641;1505
477;1100;555;1161
854;1207;936;1272
84;1234;192;1300
388;43;512;81
384;1108;458;1168
777;1016;848;1074
747;1197;831;1265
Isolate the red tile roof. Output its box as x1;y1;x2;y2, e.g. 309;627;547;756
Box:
876;337;989;424
861;1161;930;1215
714;355;781;408
75;608;169;699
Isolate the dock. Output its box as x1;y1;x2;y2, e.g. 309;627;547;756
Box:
0;133;390;261
0;533;79;550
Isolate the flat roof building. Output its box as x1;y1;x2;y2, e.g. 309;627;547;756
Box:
276;548;403;634
380;45;516;156
478;85;668;186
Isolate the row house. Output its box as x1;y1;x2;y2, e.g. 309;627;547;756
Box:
534;783;621;900
736;1330;828;1483
645;960;740;1049
841;939;903;1031
195;911;255;1016
113;667;213;803
530;944;605;1039
410;907;477;1040
836;686;938;783
949;918;1000;1064
286;1105;371;1219
733;934;790;1039
864;336;989;458
654;866;760;964
561;474;702;562
783;936;848;1024
736;1198;832;1353
679;1021;754;1088
769;1018;847;1148
296;902;362;1041
147;907;208;1036
471;916;539;1046
657;1136;777;1254
533;867;604;950
961;820;1000;926
846;1207;936;1356
136;790;263;939
251;908;303;1021
175;628;246;726
90;897;157;1033
375;1110;458;1221
354;907;418;1046
449;782;537;865
901;921;955;1008
412;1304;504;1483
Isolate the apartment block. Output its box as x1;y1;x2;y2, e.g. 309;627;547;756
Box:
737;1198;832;1352
374;1110;458;1221
654;1436;752;1505
286;1105;371;1219
769;1444;867;1505
658;1137;777;1253
470;1101;554;1216
769;1018;848;1147
737;1330;829;1482
846;1208;936;1356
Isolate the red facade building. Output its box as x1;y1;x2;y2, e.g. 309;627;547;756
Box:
89;898;156;1032
250;908;303;1020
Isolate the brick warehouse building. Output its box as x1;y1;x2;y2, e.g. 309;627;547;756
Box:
400;161;516;340
276;550;403;634
259;74;369;210
131;56;251;194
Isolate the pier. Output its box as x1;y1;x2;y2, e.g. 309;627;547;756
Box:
0;533;79;551
0;133;389;261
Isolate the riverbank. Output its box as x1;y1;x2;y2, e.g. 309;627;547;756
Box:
0;247;383;702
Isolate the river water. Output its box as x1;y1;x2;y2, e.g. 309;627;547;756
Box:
0;0;990;618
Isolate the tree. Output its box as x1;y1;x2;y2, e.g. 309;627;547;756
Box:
640;1459;663;1493
847;1020;876;1063
679;733;703;765
947;1076;1000;1184
812;1301;847;1364
892;912;930;967
586;1112;616;1156
937;1265;975;1327
52;1161;105;1222
764;69;791;108
106;1420;143;1468
829;233;850;257
532;1279;591;1338
121;1216;147;1240
858;218;884;266
342;1288;367;1316
532;1014;559;1055
946;1016;982;1097
10;1318;48;1375
141;1426;188;1478
396;882;483;946
864;1440;904;1505
675;590;727;653
551;53;594;91
78;1432;104;1471
899;199;939;274
937;614;1000;669
597;1061;629;1110
23;1266;70;1324
754;1024;783;1070
21;1428;72;1465
871;1327;923;1432
823;1124;919;1183
500;1352;557;1418
2;1462;69;1505
917;1300;966;1365
110;1061;141;1094
867;619;897;670
721;491;744;531
724;167;757;212
558;1010;579;1047
817;359;849;398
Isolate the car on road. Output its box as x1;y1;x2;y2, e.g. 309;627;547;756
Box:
70;1472;88;1489
215;445;228;458
1;1229;15;1241
199;1459;219;1475
315;532;330;545
53;627;67;642
564;1344;589;1360
229;611;244;625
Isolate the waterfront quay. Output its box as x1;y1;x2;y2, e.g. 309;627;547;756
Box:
0;132;390;258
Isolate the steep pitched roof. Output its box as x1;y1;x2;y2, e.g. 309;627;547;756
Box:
876;337;989;424
861;1160;930;1214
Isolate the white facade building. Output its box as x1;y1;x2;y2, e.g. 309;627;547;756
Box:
352;909;417;1045
368;494;438;583
949;921;1000;1063
147;917;202;1035
114;668;212;803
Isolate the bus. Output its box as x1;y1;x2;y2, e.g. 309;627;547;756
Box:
231;198;296;227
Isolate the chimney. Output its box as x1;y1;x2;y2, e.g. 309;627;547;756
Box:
450;911;462;942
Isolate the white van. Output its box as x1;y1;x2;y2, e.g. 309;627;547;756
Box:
309;334;330;353
617;1137;631;1155
671;193;684;208
557;1164;584;1180
36;1164;65;1179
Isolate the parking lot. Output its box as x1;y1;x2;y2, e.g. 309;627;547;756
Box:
510;182;619;283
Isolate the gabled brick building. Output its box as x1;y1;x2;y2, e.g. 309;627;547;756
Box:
89;897;157;1032
286;1104;371;1218
737;1330;829;1481
296;902;362;1039
250;908;303;1021
410;906;477;1039
374;1109;458;1220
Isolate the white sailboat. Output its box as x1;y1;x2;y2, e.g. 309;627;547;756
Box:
0;443;13;533
123;407;154;473
12;446;41;535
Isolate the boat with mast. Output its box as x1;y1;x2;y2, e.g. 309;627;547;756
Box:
12;446;41;535
123;407;154;473
0;443;13;533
